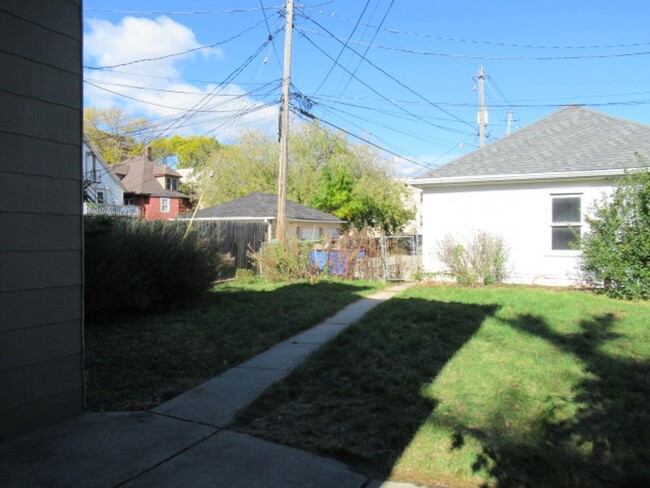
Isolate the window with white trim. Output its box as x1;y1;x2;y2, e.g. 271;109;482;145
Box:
551;195;581;250
96;190;105;204
160;197;171;213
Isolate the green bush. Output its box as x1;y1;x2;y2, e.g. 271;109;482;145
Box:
437;231;509;285
85;217;230;317
581;164;650;299
250;239;317;282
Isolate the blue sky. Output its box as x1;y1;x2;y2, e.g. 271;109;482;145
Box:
83;0;650;175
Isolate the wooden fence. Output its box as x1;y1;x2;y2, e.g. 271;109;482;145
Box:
193;221;268;272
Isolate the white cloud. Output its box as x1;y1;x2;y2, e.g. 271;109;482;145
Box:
85;16;220;76
83;16;277;141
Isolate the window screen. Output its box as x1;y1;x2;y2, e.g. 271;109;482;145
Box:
551;196;581;250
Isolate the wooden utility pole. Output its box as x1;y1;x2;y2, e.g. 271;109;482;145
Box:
477;65;488;147
276;0;294;242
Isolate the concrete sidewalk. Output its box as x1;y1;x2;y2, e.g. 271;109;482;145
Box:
0;283;423;488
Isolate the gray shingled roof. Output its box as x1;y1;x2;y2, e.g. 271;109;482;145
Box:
416;105;650;180
112;154;188;198
183;192;343;222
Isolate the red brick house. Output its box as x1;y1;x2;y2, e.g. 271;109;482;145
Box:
112;148;192;220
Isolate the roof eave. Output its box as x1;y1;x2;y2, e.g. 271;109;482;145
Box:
410;168;628;188
176;216;344;223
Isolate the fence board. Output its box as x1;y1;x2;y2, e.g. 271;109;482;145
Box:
193;221;267;271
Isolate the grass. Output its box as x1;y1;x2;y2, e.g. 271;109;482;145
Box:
84;278;384;411
234;284;650;487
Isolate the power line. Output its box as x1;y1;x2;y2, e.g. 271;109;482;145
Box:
85;20;266;71
292;106;436;172
151;29;281;141
337;0;395;97
312;0;372;95
83;6;275;15
84;77;282;98
300;28;650;60
299;31;470;136
304;9;650;50
259;0;283;67
300;15;475;129
84;80;278;114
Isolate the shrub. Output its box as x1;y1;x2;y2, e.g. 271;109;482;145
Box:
436;231;509;285
85;217;230;317
250;229;387;282
250;239;316;282
581;163;650;299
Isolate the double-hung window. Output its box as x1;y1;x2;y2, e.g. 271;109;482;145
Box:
551;194;582;250
160;197;171;213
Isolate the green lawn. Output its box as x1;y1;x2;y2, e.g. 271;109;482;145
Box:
84;279;384;411
234;284;650;487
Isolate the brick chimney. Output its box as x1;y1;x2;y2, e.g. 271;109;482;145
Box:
146;146;152;160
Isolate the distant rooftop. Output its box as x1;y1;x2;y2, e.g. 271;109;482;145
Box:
181;192;344;223
112;154;187;198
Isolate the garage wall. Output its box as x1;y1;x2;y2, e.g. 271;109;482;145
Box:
420;178;615;286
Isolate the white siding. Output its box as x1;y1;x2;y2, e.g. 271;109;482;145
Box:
421;178;616;286
82;141;124;205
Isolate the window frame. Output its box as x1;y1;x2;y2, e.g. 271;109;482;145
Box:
165;177;179;191
550;193;582;252
96;190;105;204
160;197;171;213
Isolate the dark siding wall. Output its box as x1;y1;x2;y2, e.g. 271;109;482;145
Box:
0;0;84;439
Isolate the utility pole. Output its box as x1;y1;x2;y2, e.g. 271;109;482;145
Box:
276;0;294;242
476;65;488;147
506;108;513;135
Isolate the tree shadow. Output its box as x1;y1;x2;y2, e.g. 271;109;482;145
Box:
235;297;499;479
450;312;650;487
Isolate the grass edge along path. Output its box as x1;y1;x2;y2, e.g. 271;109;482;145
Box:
234;284;650;488
85;279;385;412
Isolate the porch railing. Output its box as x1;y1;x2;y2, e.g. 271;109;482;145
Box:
83;203;141;218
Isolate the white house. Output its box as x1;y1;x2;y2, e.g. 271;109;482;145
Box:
82;137;140;217
411;105;650;286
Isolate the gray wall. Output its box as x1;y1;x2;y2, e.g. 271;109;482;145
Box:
0;0;84;439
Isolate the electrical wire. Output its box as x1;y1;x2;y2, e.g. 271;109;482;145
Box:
304;8;650;50
259;0;283;68
298;31;470;136
83;6;276;15
300;14;475;129
337;0;395;97
148;29;281;142
292;106;437;172
312;0;372;95
85;20;266;71
300;28;650;60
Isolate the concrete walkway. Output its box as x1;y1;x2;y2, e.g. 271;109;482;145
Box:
0;283;425;488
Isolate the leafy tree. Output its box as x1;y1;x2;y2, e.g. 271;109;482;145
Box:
84;106;152;164
197;123;413;233
149;134;220;168
581;162;650;299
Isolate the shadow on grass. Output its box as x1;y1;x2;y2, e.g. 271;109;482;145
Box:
235;297;499;479
85;280;379;411
451;312;650;488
